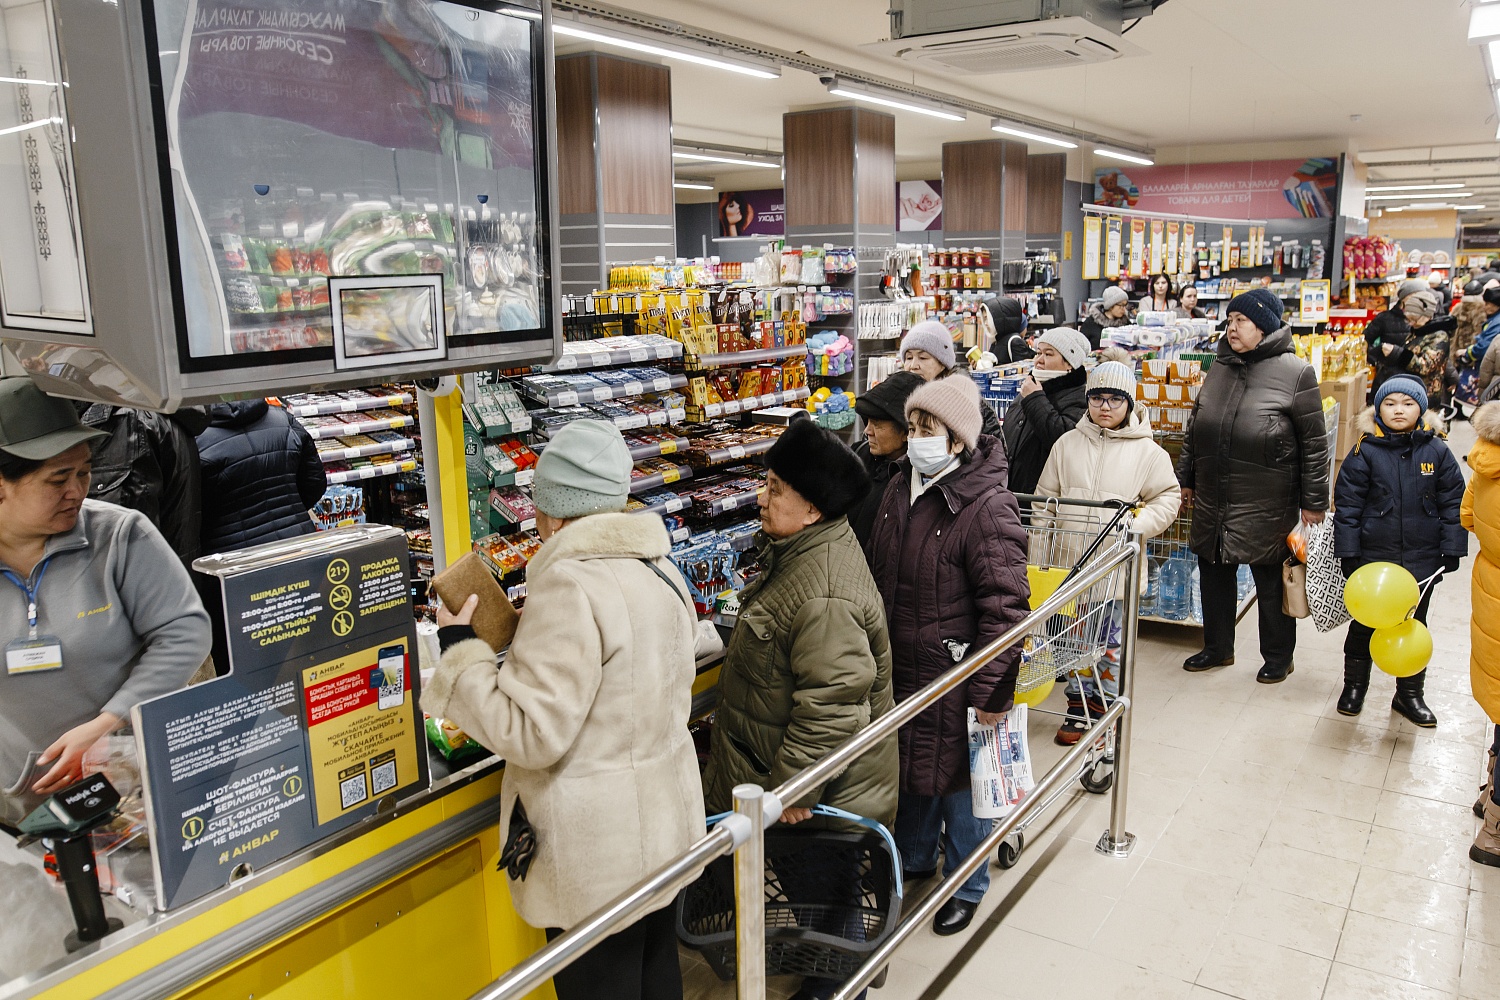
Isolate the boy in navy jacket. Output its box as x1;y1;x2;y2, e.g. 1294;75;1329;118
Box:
1334;375;1467;726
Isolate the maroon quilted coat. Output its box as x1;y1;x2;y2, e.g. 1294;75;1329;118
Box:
865;435;1032;797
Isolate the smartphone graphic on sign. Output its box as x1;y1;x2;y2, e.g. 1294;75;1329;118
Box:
375;645;405;711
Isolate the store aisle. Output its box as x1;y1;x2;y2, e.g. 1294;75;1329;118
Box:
682;421;1498;1000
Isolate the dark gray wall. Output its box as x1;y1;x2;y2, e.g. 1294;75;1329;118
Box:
675;202;715;258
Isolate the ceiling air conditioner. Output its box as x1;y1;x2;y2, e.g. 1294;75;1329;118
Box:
867;0;1158;75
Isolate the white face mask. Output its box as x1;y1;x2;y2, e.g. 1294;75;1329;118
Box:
908;434;955;476
1032;366;1069;382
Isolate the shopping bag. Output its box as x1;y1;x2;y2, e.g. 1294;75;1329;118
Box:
1282;558;1310;619
968;705;1035;819
1303;518;1351;632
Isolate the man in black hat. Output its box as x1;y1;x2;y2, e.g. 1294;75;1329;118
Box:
848;371;924;546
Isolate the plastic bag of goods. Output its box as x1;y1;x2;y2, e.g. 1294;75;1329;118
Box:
968;705;1036;819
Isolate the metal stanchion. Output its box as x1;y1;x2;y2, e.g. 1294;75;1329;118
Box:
732;784;767;1000
1097;531;1144;858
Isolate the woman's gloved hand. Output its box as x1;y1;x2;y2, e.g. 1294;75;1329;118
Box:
1341;558;1360;579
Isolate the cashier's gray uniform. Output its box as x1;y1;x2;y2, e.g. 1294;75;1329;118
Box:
0;500;210;811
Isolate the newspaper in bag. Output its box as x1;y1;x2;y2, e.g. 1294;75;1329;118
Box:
968;705;1036;819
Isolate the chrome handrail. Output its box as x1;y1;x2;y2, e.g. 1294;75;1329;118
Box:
467;530;1144;1000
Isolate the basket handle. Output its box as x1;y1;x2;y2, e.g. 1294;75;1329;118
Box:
706;804;904;900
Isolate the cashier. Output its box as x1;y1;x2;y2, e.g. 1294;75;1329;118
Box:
0;378;210;822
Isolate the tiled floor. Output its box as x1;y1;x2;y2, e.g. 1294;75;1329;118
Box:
683;419;1500;999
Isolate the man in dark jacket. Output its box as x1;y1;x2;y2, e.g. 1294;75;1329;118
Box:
196;400;328;671
75;403;209;563
1178;289;1330;683
1001;328;1091;495
850;371;924;547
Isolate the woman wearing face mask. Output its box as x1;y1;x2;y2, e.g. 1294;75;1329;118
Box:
1033;362;1181;744
1079;286;1131;350
1000;327;1092;496
849;371;924;547
897;320;1003;439
865;375;1030;937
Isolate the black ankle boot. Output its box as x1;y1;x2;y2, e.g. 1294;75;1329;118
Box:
1338;658;1372;716
1392;670;1438;728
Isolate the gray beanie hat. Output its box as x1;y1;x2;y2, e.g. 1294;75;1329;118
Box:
1037;327;1092;369
1102;286;1129;309
532;419;632;519
1395;278;1429;304
1402;290;1439;320
899;320;957;371
906;375;984;451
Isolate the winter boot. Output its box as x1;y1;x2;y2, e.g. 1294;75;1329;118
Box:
1056;695;1090;746
1392;670;1438;728
1473;793;1500;867
1338;658;1372;717
1478;749;1497;820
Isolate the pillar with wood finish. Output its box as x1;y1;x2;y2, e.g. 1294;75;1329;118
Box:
941;138;1028;272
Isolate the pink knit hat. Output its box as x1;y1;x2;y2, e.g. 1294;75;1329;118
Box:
905;375;984;451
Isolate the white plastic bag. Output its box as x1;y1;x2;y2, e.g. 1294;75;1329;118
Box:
967;705;1036;819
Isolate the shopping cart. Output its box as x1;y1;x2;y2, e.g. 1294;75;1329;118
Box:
995;495;1136;868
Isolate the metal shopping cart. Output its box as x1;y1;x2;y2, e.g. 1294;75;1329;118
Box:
995;495;1137;868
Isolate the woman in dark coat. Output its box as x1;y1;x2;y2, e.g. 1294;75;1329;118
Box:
1001;327;1091;495
866;376;1031;938
1177;289;1330;683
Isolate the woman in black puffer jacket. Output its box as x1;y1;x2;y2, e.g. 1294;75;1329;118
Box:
1001;327;1090;495
1177;289;1330;684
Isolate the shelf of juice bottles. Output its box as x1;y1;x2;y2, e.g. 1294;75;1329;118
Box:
691;387;810;420
325;453;420;485
517;373;689;408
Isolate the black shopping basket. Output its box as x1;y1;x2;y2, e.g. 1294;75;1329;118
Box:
675;804;903;981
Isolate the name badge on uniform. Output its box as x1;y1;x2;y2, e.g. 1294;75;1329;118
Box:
7;636;62;674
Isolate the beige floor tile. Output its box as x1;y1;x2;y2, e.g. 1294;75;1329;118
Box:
1334;910;1464;993
1169;783;1279;840
1364;823;1476;888
1349;866;1471;937
1263;804;1373;859
1245;841;1361;908
1125;737;1214;782
1030;831;1146;898
947;924;1086;999
1149;817;1262;879
1309;716;1401;758
1213;728;1311;769
1281;771;1386;823
993;875;1117;945
1066;957;1198;1000
1090;897;1224;982
1118;858;1242;922
1459;935;1500;998
1386;758;1488;809
1465;889;1500;947
1194;931;1331;1000
1196;756;1294;797
1298;743;1394;789
1372;788;1480;844
1393;731;1490;775
1219;882;1347;960
1185;988;1239;999
1321;962;1457;1000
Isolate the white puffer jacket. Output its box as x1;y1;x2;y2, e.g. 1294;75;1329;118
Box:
422;512;704;929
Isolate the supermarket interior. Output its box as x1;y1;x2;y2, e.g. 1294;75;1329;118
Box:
6;1;1500;999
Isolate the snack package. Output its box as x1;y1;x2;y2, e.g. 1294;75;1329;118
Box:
425;715;491;765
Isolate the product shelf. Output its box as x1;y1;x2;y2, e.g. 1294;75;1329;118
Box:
284;392;413;418
627;435;692;462
305;414;415;440
536;335;683;373
490;468;536;489
688;437;776;467
699;487;761;518
317;437;416;464
325;454;420;485
633;493;693;518
518;373;688;408
628;464;694;494
693;387;811;421
687;344;809;368
1347;274;1405;284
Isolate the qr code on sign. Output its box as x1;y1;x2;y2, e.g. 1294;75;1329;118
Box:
339;772;369;810
371;760;397;795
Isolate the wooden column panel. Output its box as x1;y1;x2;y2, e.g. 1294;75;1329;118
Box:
595;57;673;217
555;55;597;216
1002;142;1028;233
783;107;894;231
942;140;1005;234
1027;153;1066;235
855;111;895;229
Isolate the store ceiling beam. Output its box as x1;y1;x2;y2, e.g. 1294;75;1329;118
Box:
551;0;1153;159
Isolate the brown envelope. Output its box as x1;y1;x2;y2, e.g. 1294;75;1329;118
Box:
430;552;519;651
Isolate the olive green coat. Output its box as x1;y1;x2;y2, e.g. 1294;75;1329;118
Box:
703;518;898;826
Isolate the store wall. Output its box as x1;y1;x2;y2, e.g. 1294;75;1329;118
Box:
676;202;715;259
1058;179;1087;324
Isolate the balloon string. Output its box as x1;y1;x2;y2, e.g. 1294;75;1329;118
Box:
1410;569;1443;619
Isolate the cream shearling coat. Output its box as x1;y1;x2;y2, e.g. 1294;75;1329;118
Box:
422;512;705;930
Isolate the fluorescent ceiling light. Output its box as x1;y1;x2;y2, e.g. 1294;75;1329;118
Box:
990;121;1077;149
1473;4;1500;42
673;151;780;169
1366;192;1472;201
1460;205;1489;211
825;77;966;122
552;22;779;78
1365;182;1465;192
673;181;713;191
1094;148;1154;166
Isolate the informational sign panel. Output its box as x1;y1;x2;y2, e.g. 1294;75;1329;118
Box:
1092;157;1338;219
1300;280;1331;324
134;525;427;909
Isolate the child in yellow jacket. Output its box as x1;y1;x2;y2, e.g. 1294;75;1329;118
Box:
1461;402;1500;866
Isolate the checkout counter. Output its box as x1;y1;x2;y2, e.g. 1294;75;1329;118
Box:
0;0;665;995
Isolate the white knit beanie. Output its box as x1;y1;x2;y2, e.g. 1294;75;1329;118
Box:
1037;327;1092;370
1102;286;1129;309
1087;360;1136;398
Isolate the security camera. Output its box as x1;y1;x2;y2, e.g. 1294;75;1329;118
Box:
818;72;836;86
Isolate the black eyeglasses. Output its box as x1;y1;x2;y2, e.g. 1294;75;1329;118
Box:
1088;394;1130;409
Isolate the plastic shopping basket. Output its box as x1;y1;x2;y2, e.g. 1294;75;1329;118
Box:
675;804;903;981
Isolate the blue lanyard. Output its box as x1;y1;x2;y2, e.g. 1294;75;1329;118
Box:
3;556;51;639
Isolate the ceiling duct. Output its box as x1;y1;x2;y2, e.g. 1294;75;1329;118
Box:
868;0;1162;75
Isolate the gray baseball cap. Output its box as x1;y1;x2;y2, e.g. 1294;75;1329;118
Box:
0;378;105;461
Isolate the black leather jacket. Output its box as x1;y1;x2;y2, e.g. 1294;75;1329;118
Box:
77;403;208;561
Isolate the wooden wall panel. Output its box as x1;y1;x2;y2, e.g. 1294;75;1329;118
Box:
1001;141;1029;232
942;141;1004;233
855;111;895;228
555;55;597;216
1026;154;1066;234
784;110;855;229
595;57;673;217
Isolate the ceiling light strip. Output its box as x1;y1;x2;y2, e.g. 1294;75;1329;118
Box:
552;22;779;78
673;151;780;169
1094;148;1155;166
991;121;1077;149
826;77;966;121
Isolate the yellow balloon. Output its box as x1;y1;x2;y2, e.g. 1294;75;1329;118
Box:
1343;562;1421;630
1370;619;1433;678
1014;675;1055;708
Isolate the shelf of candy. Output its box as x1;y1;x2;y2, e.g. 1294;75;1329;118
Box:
279;387;415;417
807;332;855;377
537;333;683;372
858;299;927;341
686;362;809;421
324;452;420;485
315;432;417;464
629;487;693;519
479;437;538;487
312;484;368;531
624;430;692;462
515;367;688;408
486;485;537;535
474;529;544;581
464;381;532;437
681;428;781;470
684;307;810;369
629;457;695;494
530;391;688;435
301;408;417;441
686;473;766;519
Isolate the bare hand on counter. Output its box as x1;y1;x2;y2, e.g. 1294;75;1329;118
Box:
438;593;479;628
33;712;120;794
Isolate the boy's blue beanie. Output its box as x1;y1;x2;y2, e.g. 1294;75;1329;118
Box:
1374;375;1428;415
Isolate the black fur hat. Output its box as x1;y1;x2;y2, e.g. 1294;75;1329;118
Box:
764;416;870;520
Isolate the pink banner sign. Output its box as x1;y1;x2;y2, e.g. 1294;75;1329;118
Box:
1094;158;1339;220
